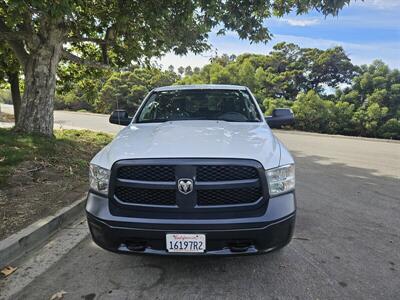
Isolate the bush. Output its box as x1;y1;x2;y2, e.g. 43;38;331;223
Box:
55;91;94;111
352;103;389;137
0;89;11;104
328;101;356;135
292;91;330;132
379;119;400;139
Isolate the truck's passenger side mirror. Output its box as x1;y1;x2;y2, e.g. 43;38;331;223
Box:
266;108;295;128
109;110;132;126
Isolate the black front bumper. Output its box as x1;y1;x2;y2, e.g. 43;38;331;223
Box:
86;192;296;256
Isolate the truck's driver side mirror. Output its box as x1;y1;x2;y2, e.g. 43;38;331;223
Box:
109;110;132;126
266;108;295;128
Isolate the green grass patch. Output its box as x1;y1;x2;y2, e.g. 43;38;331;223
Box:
0;128;113;187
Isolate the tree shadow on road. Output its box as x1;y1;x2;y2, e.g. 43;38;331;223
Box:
13;152;400;300
133;152;400;299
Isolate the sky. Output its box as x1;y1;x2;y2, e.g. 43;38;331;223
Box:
158;0;400;69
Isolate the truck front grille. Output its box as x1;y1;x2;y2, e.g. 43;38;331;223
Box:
110;159;267;215
118;165;175;181
197;165;258;181
115;187;176;206
197;187;262;206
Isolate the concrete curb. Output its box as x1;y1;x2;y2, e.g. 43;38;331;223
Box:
0;197;86;268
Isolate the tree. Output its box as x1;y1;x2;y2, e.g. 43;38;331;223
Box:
379;119;400;139
97;67;178;114
177;66;185;76
238;59;256;90
168;65;175;73
301;46;357;92
209;63;234;84
291;90;330;132
329;101;355;134
352;103;389;137
184;66;193;76
181;42;357;101
0;0;352;136
0;45;21;121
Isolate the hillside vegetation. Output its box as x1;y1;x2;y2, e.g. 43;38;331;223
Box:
2;43;399;139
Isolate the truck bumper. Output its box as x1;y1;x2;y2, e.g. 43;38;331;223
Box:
86;192;296;256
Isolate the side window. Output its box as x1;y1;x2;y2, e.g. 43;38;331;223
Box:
139;94;158;121
241;91;259;120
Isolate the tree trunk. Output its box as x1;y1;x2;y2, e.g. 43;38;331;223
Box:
7;71;21;123
15;25;63;136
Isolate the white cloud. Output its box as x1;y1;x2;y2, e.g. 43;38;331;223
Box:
282;18;320;27
273;34;400;67
353;0;400;9
157;34;400;69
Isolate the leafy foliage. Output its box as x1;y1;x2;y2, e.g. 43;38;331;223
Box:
0;0;353;135
51;49;400;139
51;44;400;140
177;46;399;139
55;67;178;114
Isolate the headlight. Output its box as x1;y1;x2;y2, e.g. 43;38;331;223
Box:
266;164;295;197
89;164;110;195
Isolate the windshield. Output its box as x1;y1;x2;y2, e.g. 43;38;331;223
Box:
136;89;262;123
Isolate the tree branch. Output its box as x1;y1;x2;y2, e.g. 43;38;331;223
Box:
0;31;20;40
100;27;115;65
0;18;29;64
66;36;116;45
61;49;111;69
0;15;33;40
7;39;29;65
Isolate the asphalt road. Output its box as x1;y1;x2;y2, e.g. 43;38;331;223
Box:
1;104;400;299
1;104;121;133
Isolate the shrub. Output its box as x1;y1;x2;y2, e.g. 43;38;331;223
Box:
292;91;330;132
379;119;400;139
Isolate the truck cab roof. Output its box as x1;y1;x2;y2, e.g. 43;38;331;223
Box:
153;84;247;92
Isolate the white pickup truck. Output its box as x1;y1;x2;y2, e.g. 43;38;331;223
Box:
86;84;296;255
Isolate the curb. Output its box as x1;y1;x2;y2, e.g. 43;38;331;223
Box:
0;197;86;268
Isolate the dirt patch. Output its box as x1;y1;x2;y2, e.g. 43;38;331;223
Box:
0;129;112;240
0;161;86;240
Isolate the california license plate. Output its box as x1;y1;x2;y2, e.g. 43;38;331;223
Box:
166;233;206;253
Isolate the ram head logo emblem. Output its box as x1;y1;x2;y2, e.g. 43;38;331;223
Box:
177;179;194;195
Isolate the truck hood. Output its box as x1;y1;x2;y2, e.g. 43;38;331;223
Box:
92;121;281;170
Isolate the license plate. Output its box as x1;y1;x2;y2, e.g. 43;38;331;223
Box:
166;233;206;253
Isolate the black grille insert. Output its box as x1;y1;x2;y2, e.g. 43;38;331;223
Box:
118;165;175;181
112;161;265;209
197;187;262;206
115;186;176;206
197;165;258;181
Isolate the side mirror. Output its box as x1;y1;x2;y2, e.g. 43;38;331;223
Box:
266;108;295;128
109;110;132;126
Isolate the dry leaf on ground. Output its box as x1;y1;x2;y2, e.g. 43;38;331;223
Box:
50;290;67;300
1;265;17;277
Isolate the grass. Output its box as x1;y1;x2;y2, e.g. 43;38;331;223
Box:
0;128;113;187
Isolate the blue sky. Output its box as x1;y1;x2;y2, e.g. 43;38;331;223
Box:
159;0;400;69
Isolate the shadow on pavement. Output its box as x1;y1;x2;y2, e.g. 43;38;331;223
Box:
11;153;400;300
